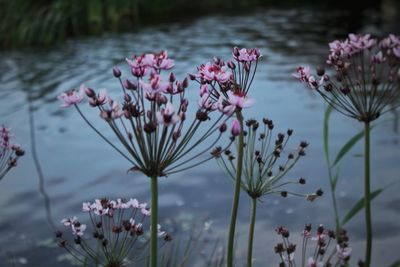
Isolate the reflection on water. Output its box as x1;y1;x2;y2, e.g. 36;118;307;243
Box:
0;6;399;267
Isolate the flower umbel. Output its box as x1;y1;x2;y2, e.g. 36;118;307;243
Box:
274;224;351;267
215;118;319;200
58;50;233;178
56;197;170;267
294;33;400;122
0;126;24;181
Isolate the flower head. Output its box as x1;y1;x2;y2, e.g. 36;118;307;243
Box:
57;85;85;108
57;197;170;266
0;126;24;181
295;33;400;122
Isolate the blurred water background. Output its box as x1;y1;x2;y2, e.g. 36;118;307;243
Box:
0;1;399;266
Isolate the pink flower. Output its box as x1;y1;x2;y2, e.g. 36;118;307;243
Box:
293;66;311;82
197;62;232;83
307;257;323;267
231;119;241;136
127;198;140;208
57;85;85;108
61;216;78;226
232;47;261;62
71;223;86;236
156;102;180;126
140;74;170;94
198;93;217;111
226;91;255;109
217;96;235;116
155;50;174;70
393;46;400;58
336;245;352;260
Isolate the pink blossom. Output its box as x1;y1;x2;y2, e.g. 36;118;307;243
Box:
57;85;85;108
198;93;217;111
71;223;86;236
197;62;232;83
227;91;255;109
231;119;241;136
127;198;140;208
140;74;170;94
155;50;174;70
156;102;180;126
307;257;323;267
232;47;261;62
217;96;235;116
336;245;352;260
393;47;400;58
293;66;311;82
61;216;78;226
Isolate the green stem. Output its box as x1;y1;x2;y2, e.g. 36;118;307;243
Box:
227;111;244;267
364;121;372;267
247;197;257;267
328;167;340;234
150;176;158;267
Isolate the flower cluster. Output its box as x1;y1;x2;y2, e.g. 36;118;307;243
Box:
0;126;24;181
191;47;260;118
214;118;321;200
58;50;235;178
56;198;170;267
275;224;351;267
294;34;400;122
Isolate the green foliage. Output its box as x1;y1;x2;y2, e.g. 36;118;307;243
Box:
323;104;382;231
341;188;383;226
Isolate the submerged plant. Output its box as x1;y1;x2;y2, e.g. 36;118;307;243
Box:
0;126;24;181
274;224;351;267
56;197;170;267
294;33;400;267
191;47;261;267
58;50;235;267
214;118;322;267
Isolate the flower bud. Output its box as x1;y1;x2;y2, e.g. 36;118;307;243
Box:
113;67;121;78
227;60;236;69
219;123;227;133
85;88;95;98
316;66;325;76
124;93;131;102
169;73;176;83
231;119;241;137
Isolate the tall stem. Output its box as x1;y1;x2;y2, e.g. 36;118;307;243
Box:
227;111;244;267
150;176;158;267
364;121;372;267
247;197;257;267
328;167;340;234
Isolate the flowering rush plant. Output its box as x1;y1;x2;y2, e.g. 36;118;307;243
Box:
56;197;170;267
274;224;351;267
57;49;261;267
190;47;262;267
214;118;321;200
0;126;24;181
293;34;400;122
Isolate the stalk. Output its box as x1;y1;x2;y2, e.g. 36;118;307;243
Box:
150;176;158;267
227;110;244;267
247;197;257;267
364;121;372;267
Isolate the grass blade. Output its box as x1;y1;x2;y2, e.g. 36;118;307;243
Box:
341;188;383;226
331;125;374;167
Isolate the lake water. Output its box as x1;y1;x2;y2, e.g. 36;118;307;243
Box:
0;5;399;267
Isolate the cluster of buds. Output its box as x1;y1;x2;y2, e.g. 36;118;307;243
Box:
56;198;171;267
0;126;24;181
213;118;321;200
58;50;236;178
275;224;351;267
294;34;400;122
